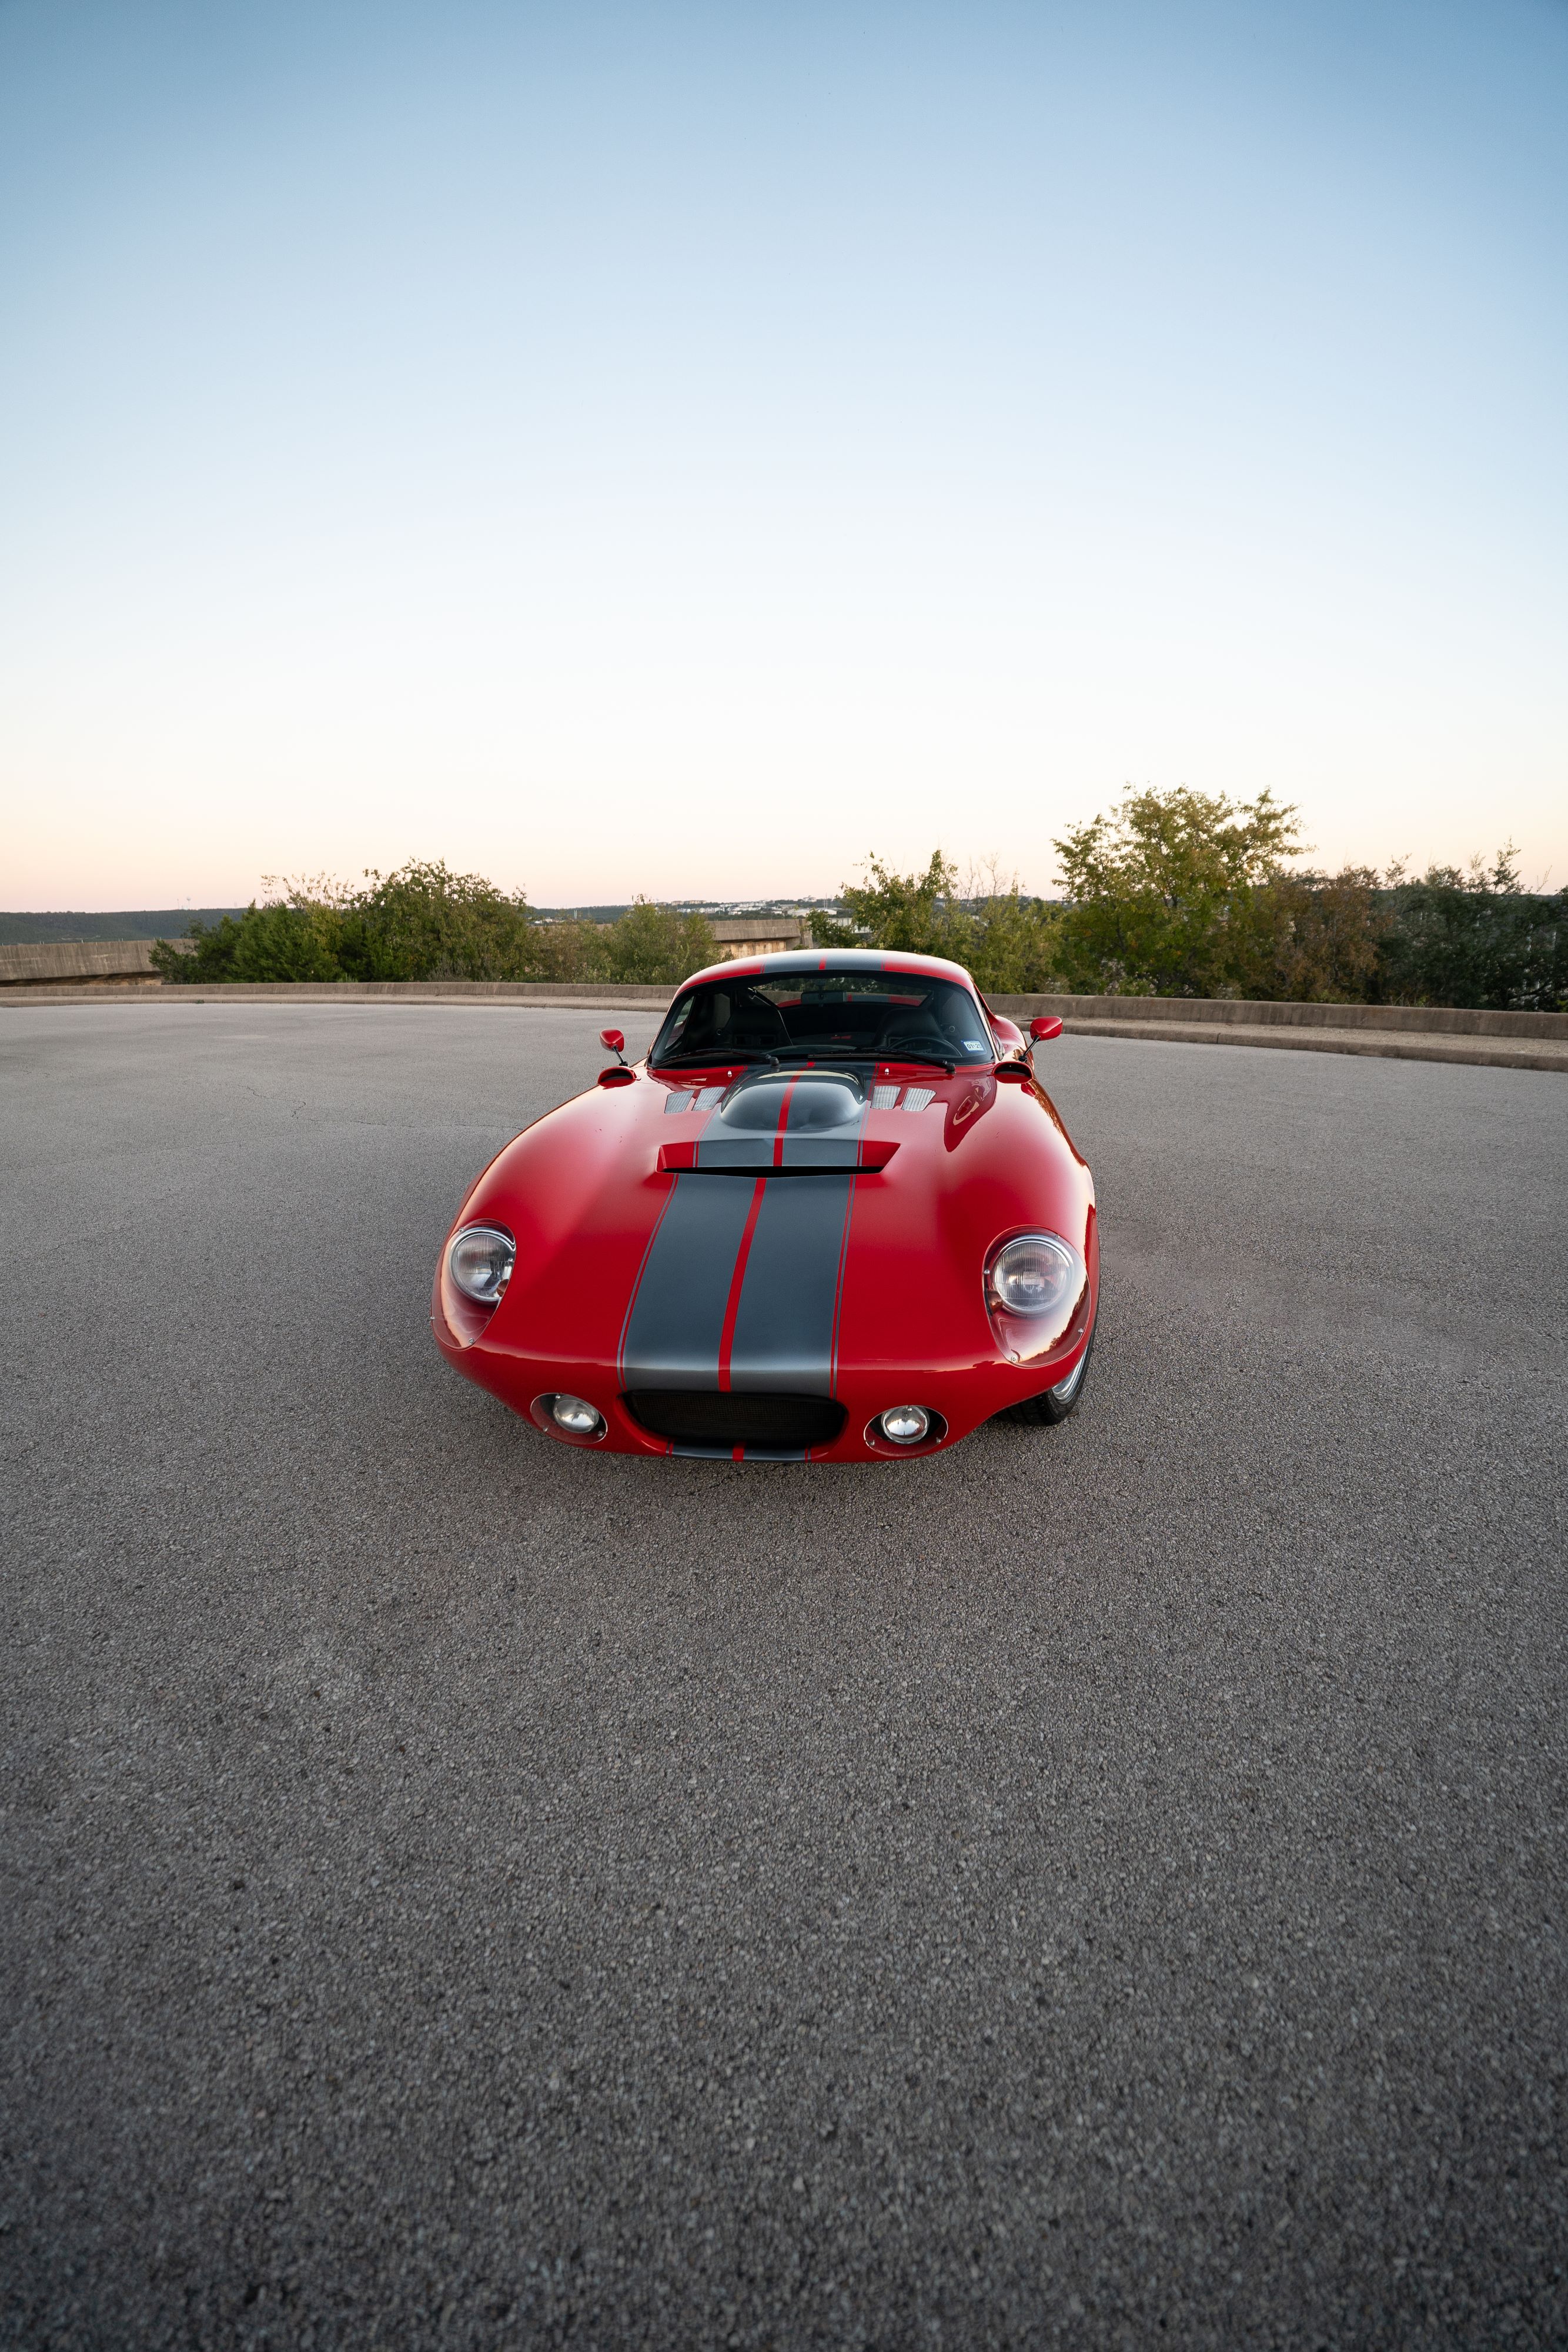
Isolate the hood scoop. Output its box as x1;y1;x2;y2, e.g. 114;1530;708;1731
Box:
658;1070;897;1174
719;1073;862;1132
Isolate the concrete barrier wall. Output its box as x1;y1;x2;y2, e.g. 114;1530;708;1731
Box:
85;979;680;1005
4;954;1560;1037
986;991;1568;1042
4;971;1565;1070
264;980;1552;1043
0;938;195;985
6;946;1561;1040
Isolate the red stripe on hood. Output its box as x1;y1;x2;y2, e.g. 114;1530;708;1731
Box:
717;1178;767;1391
771;1076;800;1168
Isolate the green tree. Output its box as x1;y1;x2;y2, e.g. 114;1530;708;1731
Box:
836;852;975;963
962;865;1067;993
802;907;861;950
1374;850;1568;1010
603;900;718;984
1246;866;1387;1001
337;860;534;980
227;900;347;981
520;917;611;983
1052;787;1303;995
819;853;1064;990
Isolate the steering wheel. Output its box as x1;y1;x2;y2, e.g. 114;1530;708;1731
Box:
878;1015;954;1058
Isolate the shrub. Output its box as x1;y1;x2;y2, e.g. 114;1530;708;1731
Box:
964;870;1068;994
151;873;720;987
518;918;611;983
1239;867;1388;1002
603;900;718;984
336;860;533;981
229;900;348;981
151;813;1565;1010
1373;853;1568;1011
151;914;246;983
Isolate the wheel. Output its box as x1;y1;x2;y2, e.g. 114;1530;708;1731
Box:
995;1327;1095;1426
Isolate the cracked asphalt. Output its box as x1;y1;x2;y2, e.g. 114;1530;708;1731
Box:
2;1001;1564;2350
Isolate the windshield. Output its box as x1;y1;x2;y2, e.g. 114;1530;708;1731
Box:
650;970;997;1070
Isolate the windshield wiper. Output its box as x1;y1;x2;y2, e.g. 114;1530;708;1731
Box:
769;1046;877;1065
769;1043;958;1075
654;1047;779;1069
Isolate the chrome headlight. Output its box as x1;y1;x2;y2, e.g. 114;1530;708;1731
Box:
986;1232;1082;1319
447;1224;516;1307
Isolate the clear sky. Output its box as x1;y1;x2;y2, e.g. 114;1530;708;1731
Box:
2;0;1564;908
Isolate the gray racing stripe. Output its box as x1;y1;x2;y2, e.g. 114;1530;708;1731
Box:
694;1137;864;1170
726;1174;855;1397
619;1174;755;1391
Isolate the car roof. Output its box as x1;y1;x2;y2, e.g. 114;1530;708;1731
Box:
677;946;980;991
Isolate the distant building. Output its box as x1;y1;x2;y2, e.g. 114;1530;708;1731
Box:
706;916;813;961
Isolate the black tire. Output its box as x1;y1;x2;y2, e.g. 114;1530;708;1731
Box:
995;1326;1095;1426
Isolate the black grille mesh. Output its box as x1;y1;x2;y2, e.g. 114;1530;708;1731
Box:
623;1391;847;1449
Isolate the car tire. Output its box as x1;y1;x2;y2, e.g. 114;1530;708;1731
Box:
995;1327;1095;1426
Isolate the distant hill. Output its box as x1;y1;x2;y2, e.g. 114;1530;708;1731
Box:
531;900;848;923
0;910;249;945
530;906;633;924
1;895;851;943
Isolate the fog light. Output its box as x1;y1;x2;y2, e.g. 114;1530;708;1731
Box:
878;1405;930;1445
551;1395;604;1436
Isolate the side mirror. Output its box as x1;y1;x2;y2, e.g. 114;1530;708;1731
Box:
1029;1016;1063;1044
600;1027;627;1065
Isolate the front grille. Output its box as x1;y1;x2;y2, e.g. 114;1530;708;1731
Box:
623;1390;847;1450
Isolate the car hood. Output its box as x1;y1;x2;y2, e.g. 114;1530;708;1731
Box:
448;1061;1093;1388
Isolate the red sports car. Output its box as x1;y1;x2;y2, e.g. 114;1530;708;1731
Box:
432;949;1098;1461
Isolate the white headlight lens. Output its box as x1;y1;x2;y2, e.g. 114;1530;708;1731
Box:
988;1232;1081;1318
550;1395;604;1435
448;1224;516;1305
879;1405;931;1445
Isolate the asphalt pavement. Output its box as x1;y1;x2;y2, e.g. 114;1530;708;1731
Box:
2;1001;1564;2351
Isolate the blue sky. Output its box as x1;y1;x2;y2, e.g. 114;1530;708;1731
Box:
2;0;1564;906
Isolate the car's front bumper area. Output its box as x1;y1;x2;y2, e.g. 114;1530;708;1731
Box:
431;1299;1095;1463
